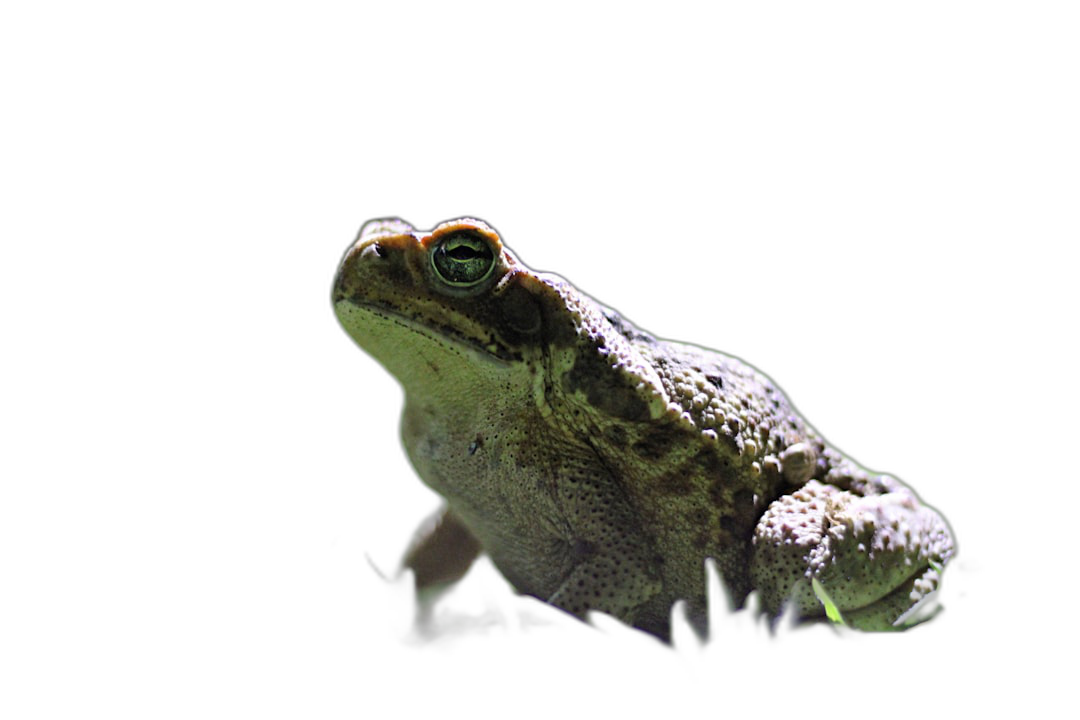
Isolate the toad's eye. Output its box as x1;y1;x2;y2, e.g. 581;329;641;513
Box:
431;231;496;287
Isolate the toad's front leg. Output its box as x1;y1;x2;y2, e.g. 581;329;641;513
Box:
749;474;955;630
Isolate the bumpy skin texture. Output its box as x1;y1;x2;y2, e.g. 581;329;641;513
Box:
332;217;955;640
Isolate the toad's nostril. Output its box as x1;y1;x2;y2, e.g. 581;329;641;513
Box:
361;242;385;259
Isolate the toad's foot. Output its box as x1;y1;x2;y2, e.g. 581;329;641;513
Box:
750;479;955;630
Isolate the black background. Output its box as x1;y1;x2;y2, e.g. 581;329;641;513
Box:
214;88;1023;703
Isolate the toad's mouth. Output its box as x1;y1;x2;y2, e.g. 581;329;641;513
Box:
334;295;520;366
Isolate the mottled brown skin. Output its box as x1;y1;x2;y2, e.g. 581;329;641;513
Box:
333;217;955;640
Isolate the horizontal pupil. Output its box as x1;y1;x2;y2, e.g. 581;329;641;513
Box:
447;246;482;260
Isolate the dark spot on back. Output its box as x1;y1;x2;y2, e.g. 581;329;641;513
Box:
604;425;628;448
656;470;694;497
563;351;651;421
632;428;673;460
